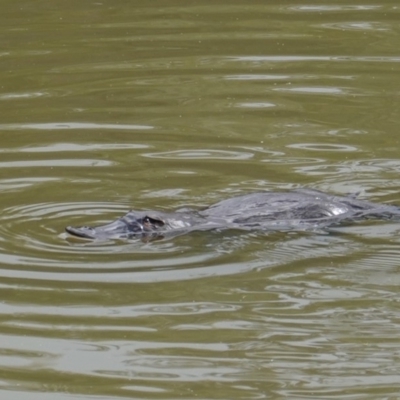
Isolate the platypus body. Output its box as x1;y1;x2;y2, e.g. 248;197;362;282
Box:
65;188;400;241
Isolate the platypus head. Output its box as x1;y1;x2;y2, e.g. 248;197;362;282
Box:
65;211;165;240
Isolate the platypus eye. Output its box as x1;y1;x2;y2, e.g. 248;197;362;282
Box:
142;215;165;229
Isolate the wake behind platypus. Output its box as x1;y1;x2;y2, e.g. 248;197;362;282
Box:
65;188;400;241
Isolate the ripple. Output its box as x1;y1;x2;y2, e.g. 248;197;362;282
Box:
0;159;114;168
1;201;126;253
230;55;400;64
0;122;154;131
0;92;48;100
291;5;380;12
236;102;276;108
0;202;130;263
262;157;324;165
0;177;59;191
1;301;240;319
0;143;149;153
143;149;254;160
274;86;346;95
295;159;400;176
287;143;358;152
0;201;263;282
322;22;389;31
141;188;187;198
225;74;290;81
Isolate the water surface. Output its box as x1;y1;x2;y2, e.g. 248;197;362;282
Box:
1;1;400;399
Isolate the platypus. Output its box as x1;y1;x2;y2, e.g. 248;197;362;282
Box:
65;188;400;241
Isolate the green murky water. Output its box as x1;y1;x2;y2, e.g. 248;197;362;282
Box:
1;1;400;399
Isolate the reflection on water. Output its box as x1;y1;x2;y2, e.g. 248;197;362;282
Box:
143;149;254;160
1;0;400;399
0;122;154;130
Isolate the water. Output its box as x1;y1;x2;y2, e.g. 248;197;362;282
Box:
1;1;400;399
